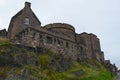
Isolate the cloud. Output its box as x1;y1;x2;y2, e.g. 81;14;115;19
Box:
0;17;3;30
0;0;7;6
0;18;3;29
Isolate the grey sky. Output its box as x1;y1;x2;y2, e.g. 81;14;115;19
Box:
0;0;120;69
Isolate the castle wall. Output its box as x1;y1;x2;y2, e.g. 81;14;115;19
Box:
44;23;76;42
89;34;104;61
15;27;104;61
100;52;105;62
76;32;104;62
77;33;94;59
90;34;101;52
17;27;78;60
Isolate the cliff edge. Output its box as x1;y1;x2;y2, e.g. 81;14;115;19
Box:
0;38;115;80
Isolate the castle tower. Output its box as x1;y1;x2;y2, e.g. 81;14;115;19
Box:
8;2;41;39
77;32;104;62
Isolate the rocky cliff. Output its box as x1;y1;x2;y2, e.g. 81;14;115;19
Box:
0;38;115;80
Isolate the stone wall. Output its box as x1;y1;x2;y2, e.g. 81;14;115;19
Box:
76;32;104;62
16;27;78;60
77;32;93;59
44;23;76;42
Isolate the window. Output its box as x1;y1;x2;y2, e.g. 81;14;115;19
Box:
39;34;43;41
54;38;56;43
58;39;60;45
24;18;30;25
21;31;25;39
40;35;42;38
33;32;36;40
66;42;69;48
80;47;83;53
46;36;53;44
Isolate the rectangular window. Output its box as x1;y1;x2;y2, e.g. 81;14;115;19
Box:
24;18;30;25
46;36;53;44
54;38;56;43
66;42;69;48
40;34;42;38
58;39;60;44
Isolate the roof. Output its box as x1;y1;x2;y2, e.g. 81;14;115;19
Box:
11;2;41;25
44;23;75;32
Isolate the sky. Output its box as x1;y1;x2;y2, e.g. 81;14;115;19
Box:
0;0;120;69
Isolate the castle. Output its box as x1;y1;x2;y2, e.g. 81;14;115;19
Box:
0;2;118;72
1;2;105;62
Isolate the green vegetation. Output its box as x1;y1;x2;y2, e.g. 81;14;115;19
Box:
0;38;115;80
0;38;12;47
7;59;113;80
73;61;114;80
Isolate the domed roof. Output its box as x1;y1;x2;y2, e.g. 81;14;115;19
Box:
44;23;75;32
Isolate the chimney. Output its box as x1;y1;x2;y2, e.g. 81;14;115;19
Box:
25;2;31;8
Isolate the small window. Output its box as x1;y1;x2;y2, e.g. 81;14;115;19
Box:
24;18;30;25
66;42;69;48
54;38;56;43
58;39;60;45
46;36;53;44
33;32;36;40
40;35;42;38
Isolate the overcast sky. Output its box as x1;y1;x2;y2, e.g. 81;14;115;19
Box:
0;0;120;69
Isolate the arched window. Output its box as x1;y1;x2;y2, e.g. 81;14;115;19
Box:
24;18;30;25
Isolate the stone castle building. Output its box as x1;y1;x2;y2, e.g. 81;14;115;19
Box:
1;2;105;62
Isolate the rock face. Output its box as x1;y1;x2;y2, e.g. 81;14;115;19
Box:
0;42;115;80
0;44;74;80
5;69;36;80
114;72;120;80
49;54;73;72
72;70;84;77
0;45;37;67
